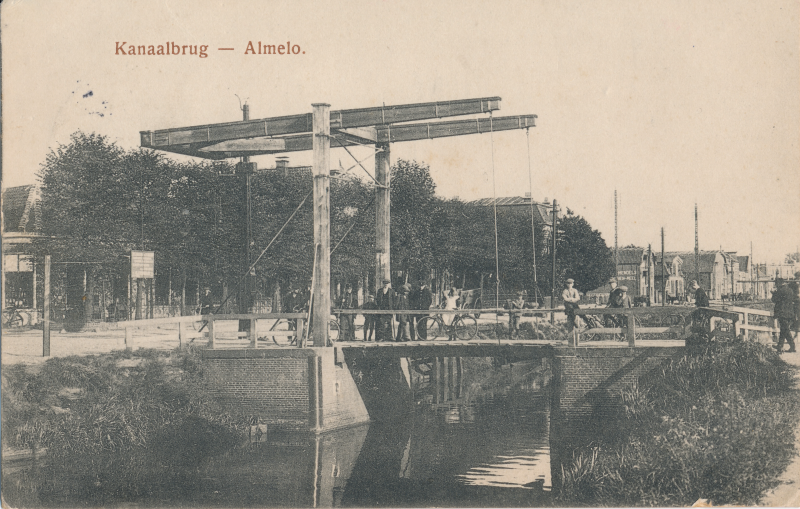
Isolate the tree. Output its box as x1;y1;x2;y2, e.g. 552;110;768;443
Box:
553;211;615;294
390;160;437;283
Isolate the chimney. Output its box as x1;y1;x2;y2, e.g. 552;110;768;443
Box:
524;192;531;199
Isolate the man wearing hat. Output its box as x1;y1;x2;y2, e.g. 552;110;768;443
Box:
772;277;796;353
411;280;433;340
606;283;632;332
562;278;581;332
375;278;396;341
361;293;378;341
283;286;303;337
395;283;413;341
689;280;710;335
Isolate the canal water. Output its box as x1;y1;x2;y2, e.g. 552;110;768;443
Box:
2;358;555;508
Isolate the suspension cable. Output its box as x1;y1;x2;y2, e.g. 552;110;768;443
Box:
489;111;501;341
526;128;541;303
331;195;376;254
194;189;312;335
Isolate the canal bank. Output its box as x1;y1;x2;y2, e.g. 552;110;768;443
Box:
761;349;800;507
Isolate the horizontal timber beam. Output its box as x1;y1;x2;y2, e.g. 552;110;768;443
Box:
149;114;537;159
140;97;501;150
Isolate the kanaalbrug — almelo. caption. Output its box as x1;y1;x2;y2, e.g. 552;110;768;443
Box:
115;41;304;57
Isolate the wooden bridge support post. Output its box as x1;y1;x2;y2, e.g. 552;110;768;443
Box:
375;142;391;291
626;311;636;347
312;103;331;347
207;317;216;348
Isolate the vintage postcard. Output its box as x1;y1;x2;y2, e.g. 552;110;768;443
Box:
2;0;799;507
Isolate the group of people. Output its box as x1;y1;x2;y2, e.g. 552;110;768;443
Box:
336;279;435;342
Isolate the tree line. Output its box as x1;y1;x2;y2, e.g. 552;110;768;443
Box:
33;132;614;317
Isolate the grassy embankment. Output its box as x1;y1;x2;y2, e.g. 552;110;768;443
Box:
2;347;246;505
2;347;243;456
555;340;800;507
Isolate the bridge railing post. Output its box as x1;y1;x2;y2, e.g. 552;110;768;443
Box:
626;311;636;347
207;316;216;348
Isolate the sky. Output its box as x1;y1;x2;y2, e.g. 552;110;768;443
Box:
2;0;798;265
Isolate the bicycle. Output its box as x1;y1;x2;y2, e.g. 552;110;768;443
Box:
416;312;478;340
2;307;27;327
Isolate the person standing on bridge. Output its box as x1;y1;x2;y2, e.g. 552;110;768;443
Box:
200;288;213;316
362;294;378;341
604;278;622;327
562;279;581;333
412;280;433;340
337;283;357;341
772;278;796;353
376;278;395;341
508;291;526;338
395;283;413;342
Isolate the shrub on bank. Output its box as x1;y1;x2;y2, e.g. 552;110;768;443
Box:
556;340;800;507
1;347;244;457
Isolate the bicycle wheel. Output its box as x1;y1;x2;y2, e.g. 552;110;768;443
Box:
329;319;340;342
454;315;478;340
9;313;24;327
418;316;443;340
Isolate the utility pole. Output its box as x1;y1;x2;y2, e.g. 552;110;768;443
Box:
647;243;652;304
375;143;391;292
661;227;665;306
614;190;618;276
550;199;557;324
238;103;255;332
694;203;700;284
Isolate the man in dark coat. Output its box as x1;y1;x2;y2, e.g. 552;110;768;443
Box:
411;281;433;340
772;278;796;353
283;286;303;335
375;278;395;341
361;294;378;341
337;283;357;341
689;280;710;334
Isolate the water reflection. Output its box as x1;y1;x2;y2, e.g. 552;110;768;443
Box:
3;357;553;508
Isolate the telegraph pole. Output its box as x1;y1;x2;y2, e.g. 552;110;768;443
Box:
614;190;618;276
661;227;665;306
550;199;558;324
238;103;255;332
694;203;700;283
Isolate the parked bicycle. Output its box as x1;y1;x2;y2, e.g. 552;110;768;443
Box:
2;307;28;328
416;312;478;340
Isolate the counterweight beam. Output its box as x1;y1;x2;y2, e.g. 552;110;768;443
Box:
152;114;537;159
140;97;501;151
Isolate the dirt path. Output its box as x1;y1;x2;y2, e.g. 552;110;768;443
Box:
761;349;800;507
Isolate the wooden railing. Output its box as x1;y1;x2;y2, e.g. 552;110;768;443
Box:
726;306;778;340
115;315;205;350
116;305;760;350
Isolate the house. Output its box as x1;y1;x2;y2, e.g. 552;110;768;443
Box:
2;185;43;322
471;194;558;225
653;255;681;303
614;247;657;304
663;251;728;300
